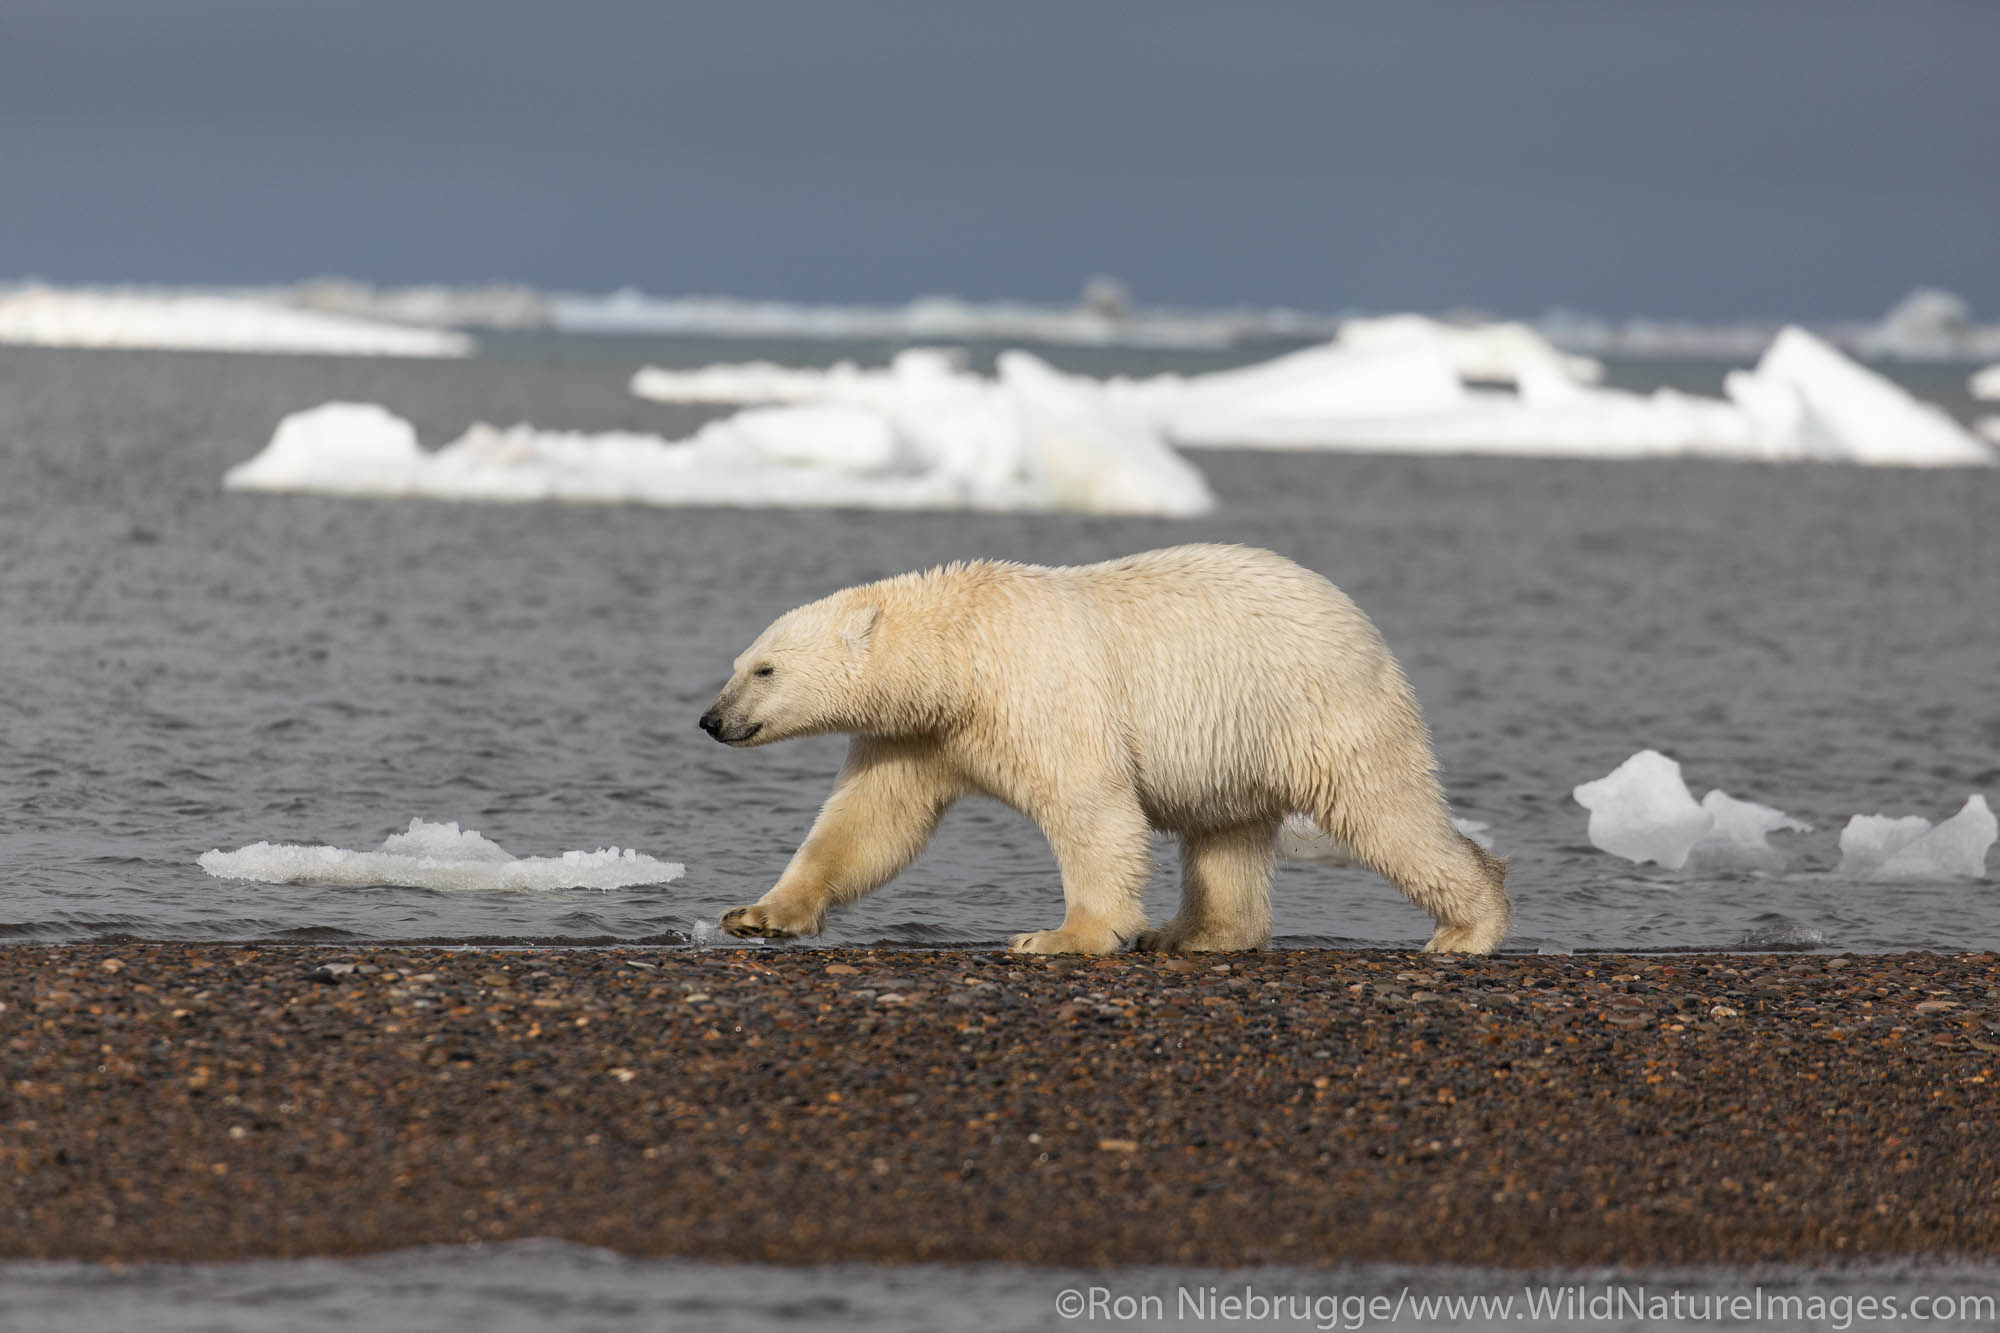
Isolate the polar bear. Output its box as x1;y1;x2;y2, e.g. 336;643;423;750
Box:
699;544;1509;954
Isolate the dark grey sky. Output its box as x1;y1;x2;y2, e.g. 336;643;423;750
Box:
3;0;1994;319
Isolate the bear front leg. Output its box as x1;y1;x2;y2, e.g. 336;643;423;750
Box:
1008;788;1151;955
1133;820;1277;953
720;738;960;941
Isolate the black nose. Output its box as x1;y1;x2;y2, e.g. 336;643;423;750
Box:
699;710;721;736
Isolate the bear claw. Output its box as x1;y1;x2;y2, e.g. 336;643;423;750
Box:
719;906;801;940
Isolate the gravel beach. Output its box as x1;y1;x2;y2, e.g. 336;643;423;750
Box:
4;944;1996;1267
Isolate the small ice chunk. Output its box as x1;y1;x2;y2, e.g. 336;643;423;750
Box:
199;817;685;892
1575;754;1810;872
222;402;429;495
1836;795;1996;881
1734;918;1832;950
377;819;513;863
1690;789;1813;872
1573;751;1713;870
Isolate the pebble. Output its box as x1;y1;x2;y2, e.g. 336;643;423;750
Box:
3;943;1996;1268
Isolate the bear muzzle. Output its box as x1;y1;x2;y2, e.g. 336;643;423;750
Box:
698;708;763;745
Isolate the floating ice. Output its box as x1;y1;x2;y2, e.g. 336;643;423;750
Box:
1574;752;1714;871
1572;751;1809;872
1329;314;1603;385
1723;328;1993;467
1836;796;1996;881
1733;918;1832;950
632;325;1990;467
228;350;1213;516
198;818;684;892
630;346;978;407
1167;326;1988;464
1276;812;1493;865
1692;790;1814;872
1973;364;2000;401
0;286;471;357
556;288;1258;347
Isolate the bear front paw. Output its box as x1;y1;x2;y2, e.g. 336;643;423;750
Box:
719;904;818;940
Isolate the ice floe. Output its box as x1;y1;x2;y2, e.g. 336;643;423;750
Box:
1153;326;1987;464
198;818;684;892
226;349;1213;515
0;286;472;357
633;326;1991;467
1572;751;1811;872
1836;796;1996;882
552;286;1297;348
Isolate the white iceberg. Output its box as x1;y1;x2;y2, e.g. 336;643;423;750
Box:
1836;796;1996;881
1572;751;1809;872
1722;327;1994;467
1973;364;2000;401
228;349;1213;516
199;818;685;892
0;286;471;357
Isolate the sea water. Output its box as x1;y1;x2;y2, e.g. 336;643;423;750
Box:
0;337;1994;952
5;1243;2000;1332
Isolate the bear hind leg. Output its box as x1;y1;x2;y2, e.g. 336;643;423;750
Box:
1134;820;1277;953
1322;793;1511;955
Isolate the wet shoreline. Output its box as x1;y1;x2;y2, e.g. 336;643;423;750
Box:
5;944;1997;1267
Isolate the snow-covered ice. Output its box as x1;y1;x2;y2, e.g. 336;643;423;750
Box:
229;349;1213;516
0;286;472;357
1836;796;1996;881
198;818;684;892
1572;751;1810;872
632;325;1990;467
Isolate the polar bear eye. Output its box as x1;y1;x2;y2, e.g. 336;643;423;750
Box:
753;664;775;678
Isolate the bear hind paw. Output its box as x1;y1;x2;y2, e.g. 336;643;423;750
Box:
1422;918;1506;955
1132;921;1266;954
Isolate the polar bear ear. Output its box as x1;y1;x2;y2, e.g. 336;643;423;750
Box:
840;605;879;658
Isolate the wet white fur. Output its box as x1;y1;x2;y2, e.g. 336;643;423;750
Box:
706;544;1510;954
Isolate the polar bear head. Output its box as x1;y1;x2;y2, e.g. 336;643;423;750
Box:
699;594;882;747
